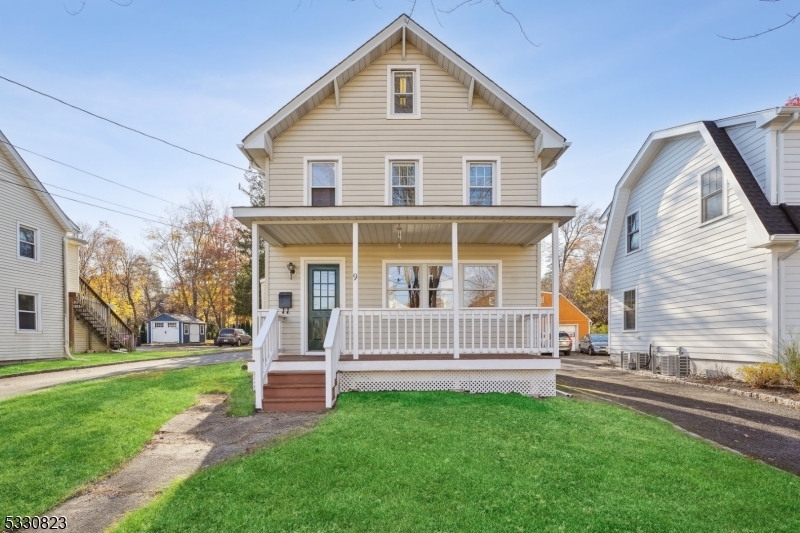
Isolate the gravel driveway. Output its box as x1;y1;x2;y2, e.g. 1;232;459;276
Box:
558;355;800;476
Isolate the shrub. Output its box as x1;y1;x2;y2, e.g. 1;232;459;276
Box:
738;363;784;389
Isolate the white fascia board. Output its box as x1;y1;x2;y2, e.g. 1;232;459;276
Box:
0;130;78;233
715;109;777;129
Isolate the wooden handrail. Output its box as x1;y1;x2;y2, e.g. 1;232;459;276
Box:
79;277;136;336
77;277;137;351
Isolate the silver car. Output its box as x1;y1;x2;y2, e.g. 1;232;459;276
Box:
578;334;609;355
234;329;252;345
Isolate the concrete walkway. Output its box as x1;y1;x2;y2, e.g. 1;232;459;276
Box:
0;350;250;401
558;356;800;476
45;395;322;533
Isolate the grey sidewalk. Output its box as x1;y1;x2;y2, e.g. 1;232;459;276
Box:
558;356;800;476
0;350;250;401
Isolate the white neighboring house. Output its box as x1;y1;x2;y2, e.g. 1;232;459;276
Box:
0;130;136;363
594;107;800;374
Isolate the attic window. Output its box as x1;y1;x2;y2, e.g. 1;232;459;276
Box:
387;66;420;119
701;166;725;223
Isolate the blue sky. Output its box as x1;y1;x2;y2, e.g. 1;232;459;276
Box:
1;0;799;246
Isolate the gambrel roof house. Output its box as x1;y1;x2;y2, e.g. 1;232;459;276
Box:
0;130;136;362
232;15;575;411
594;107;800;374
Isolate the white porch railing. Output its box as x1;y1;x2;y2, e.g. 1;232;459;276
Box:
257;309;285;355
324;308;343;408
340;307;554;356
252;309;279;410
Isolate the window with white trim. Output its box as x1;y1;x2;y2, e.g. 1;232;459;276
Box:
18;225;37;260
387;264;453;308
626;212;640;253
701;166;724;223
462;265;497;307
623;289;636;331
386;158;422;206
154;322;164;328
392;70;414;114
183;324;190;335
167;322;178;328
199;324;205;336
468;163;494;205
17;292;38;331
309;161;337;207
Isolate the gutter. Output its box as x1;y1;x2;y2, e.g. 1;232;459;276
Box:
541;142;571;177
777;111;800;203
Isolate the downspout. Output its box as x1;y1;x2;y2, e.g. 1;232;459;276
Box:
777;111;800;204
541;142;571;177
63;236;75;360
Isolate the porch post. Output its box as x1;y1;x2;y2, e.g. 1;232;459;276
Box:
251;221;260;340
552;222;560;358
452;222;460;359
352;222;359;360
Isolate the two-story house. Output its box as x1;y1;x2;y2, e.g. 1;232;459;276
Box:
0;129;136;362
594;106;800;375
234;15;574;411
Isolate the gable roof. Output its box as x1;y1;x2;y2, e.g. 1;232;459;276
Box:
0;129;79;233
240;14;568;169
593;116;800;291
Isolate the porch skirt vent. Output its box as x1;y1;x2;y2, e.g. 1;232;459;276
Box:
338;370;556;397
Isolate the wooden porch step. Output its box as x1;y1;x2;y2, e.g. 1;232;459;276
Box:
262;397;326;412
267;371;325;385
263;384;325;400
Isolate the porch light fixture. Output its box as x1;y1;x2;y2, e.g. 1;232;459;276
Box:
396;224;402;249
287;262;296;279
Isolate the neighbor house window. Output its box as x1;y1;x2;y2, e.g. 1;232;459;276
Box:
309;161;337;207
623;289;636;331
386;158;422;205
626;212;640;253
387;66;420;118
18;225;37;260
199;325;205;336
17;292;39;332
386;264;453;308
183;324;190;335
463;265;497;307
154;322;164;328
167;322;178;328
701;166;724;223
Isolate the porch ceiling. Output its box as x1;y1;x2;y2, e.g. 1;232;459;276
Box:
232;205;575;247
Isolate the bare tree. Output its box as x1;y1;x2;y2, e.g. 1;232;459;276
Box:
64;0;133;16
719;0;800;40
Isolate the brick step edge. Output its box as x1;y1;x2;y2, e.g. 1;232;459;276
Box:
613;367;800;411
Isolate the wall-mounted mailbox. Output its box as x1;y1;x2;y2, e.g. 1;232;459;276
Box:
278;292;292;313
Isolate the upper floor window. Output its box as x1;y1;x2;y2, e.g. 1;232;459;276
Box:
387;65;420;119
626;211;640;253
386;157;422;206
463;157;500;205
701;166;724;223
304;157;342;206
623;289;636;331
18;224;38;261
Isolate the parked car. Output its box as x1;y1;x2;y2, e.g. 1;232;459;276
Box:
215;328;250;347
578;334;609;355
558;332;572;356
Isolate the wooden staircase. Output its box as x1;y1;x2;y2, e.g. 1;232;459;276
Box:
262;371;326;412
70;278;136;352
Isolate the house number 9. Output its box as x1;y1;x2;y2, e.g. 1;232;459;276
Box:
353;273;358;280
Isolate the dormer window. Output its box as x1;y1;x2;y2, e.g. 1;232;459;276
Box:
387;66;420;119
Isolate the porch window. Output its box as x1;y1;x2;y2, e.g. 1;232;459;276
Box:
18;224;37;260
463;265;497;307
388;266;421;308
391;162;417;206
386;264;452;308
468;163;494;205
623;289;636;331
17;292;39;331
428;265;453;308
701;166;724;223
310;162;337;207
626;211;640;253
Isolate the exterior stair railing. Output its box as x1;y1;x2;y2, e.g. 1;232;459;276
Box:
71;277;136;352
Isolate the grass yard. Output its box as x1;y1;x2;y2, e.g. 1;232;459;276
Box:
115;392;800;533
0;362;253;517
0;347;248;378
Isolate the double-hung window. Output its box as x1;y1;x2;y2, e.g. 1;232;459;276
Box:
387;66;420;118
17;292;39;332
626;211;640;253
18;224;37;261
623;289;636;331
463;265;497;307
463;157;500;205
387;157;422;205
701;166;724;223
305;157;341;206
183;324;190;335
387;264;453;308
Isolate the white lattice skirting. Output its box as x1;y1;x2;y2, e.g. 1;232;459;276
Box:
338;369;557;397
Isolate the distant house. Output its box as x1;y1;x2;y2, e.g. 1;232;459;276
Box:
594;107;800;374
146;313;206;344
540;292;591;351
0;129;134;362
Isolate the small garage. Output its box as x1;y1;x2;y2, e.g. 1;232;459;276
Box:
147;313;206;345
540;292;591;352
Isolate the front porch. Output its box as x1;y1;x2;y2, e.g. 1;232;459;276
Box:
234;206;573;411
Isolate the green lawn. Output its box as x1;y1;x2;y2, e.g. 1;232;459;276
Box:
0;347;248;378
0;362;253;517
115;392;800;533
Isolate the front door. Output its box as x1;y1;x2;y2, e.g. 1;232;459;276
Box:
307;264;340;352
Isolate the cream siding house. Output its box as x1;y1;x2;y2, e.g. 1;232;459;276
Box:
0;130;136;362
595;108;800;375
234;15;574;411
